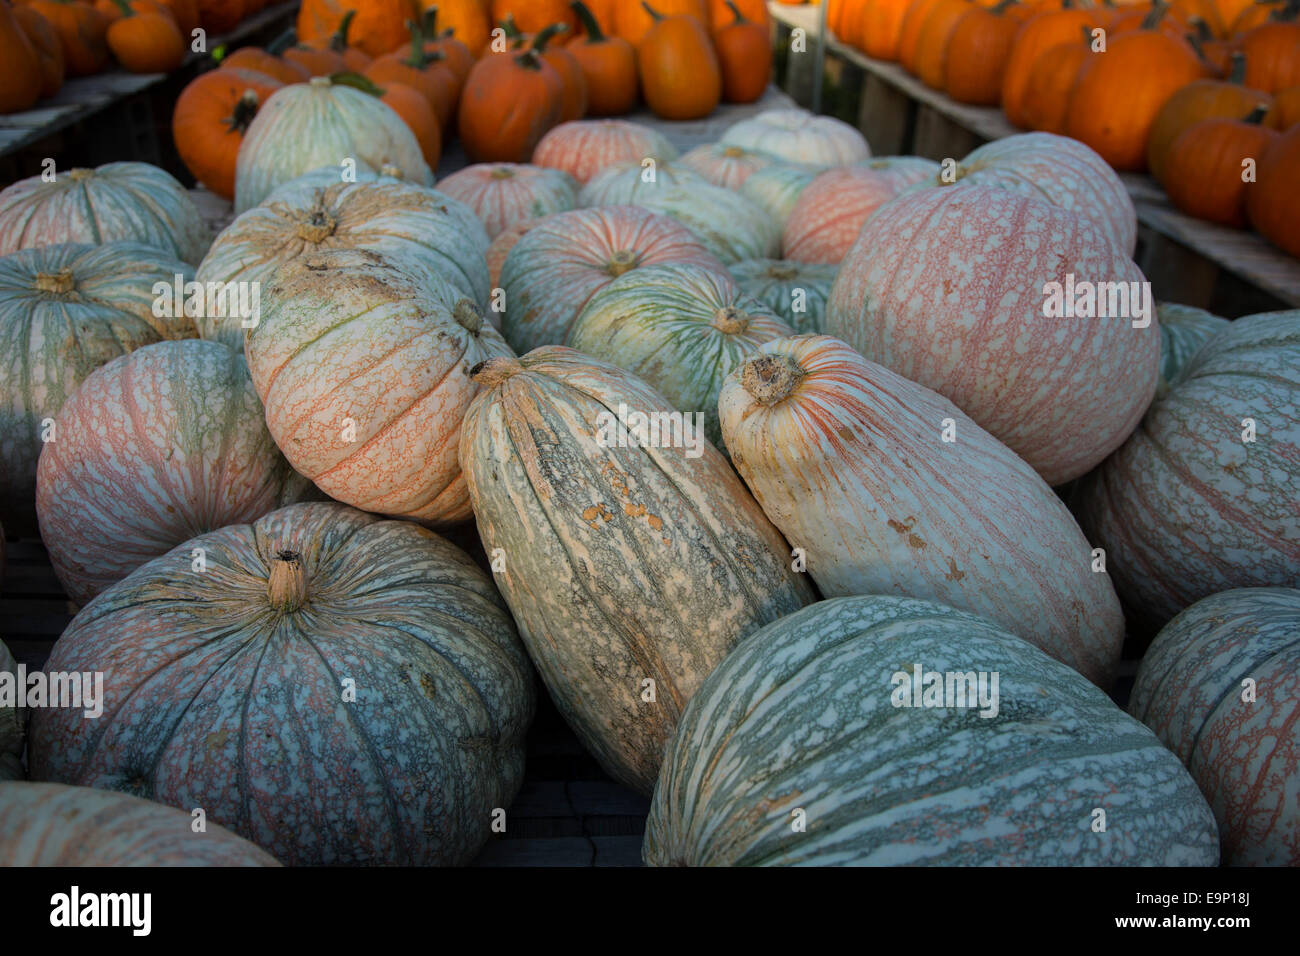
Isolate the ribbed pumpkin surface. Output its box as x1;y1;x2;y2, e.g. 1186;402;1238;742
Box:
36;340;313;606
0;242;197;536
30;502;535;866
783;157;938;264
487;217;547;295
621;179;780;264
720;335;1124;687
246;249;512;525
197;179;489;350
677;143;781;188
234;77;433;213
644;595;1220;866
728;258;836;334
736;162;818;231
577;160;711;208
0;162;210;264
826;185;1159;486
436;163;577;238
1156;302;1230;392
0;640;21;781
1130;587;1300;866
567;264;793;449
907;134;1138;256
1079;311;1300;624
0;782;281;865
499;205;726;354
720;108;871;166
459;348;815;792
531;119;679;183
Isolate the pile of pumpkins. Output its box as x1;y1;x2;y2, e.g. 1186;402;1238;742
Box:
827;0;1300;255
0;0;280;114
168;0;773;202
0;88;1297;867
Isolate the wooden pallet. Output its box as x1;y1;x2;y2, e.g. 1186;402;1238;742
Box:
768;1;1300;317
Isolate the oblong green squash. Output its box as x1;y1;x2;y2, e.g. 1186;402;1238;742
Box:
459;349;815;793
1130;587;1300;866
728;258;837;334
644;595;1220;866
566;264;793;449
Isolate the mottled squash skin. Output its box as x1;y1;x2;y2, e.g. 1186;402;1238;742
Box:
532;120;679;184
1155;302;1230;394
645;596;1220;866
0;241;198;536
0;782;281;865
36;340;315;606
437;163;577;239
727;258;836;335
720;108;870;167
677;143;780;188
29;502;535;867
459;348;815;793
1079;312;1300;625
719;335;1125;688
0;162;211;265
1131;588;1300;866
577;160;710;208
735;163;818;232
613;178;780;266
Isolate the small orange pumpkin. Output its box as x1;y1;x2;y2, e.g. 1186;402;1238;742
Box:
12;3;64;100
458;41;563;161
1246;122;1300;253
535;22;588;121
220;45;311;83
1164;105;1279;225
943;0;1029;105
568;0;638;115
172;66;282;198
713;0;770;103
635;1;720;120
29;0;110;76
104;0;184;73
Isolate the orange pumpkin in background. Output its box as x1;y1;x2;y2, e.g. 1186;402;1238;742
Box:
282;33;349;76
423;0;490;55
491;0;576;33
194;0;243;34
713;0;769;103
321;9;372;70
1272;84;1300;126
943;0;1028;105
1016;26;1097;133
377;78;442;168
896;0;943;74
221;44;310;82
1247;123;1300;255
535;22;587;121
11;3;63;101
172;66;282;198
636;1;720;120
850;0;912;61
1163;106;1279;225
459;42;563;161
104;0;185;73
297;0;415;56
1238;15;1300;92
616;0;708;45
365;29;459;129
708;0;767;30
420;9;473;86
1001;4;1101;127
910;0;976;89
0;0;42;113
568;0;637;115
29;0;110;76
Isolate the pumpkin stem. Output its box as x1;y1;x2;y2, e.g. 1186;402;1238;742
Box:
532;22;568;53
67;168;94;182
379;163;404;179
606;249;639;276
1141;2;1168;30
268;28;296;56
991;0;1016;13
712;306;749;334
1243;104;1270;124
723;145;746;157
471;356;523;387
724;0;749;24
422;5;439;37
641;1;664;23
34;269;75;294
329;9;356;52
572;0;607;41
490;166;515;179
267;550;309;613
1228;50;1246;84
500;13;523;41
403;19;436;68
110;0;133;17
327;71;385;96
740;354;804;406
767;262;798;280
296;207;338;243
454;298;485;333
226;89;261;134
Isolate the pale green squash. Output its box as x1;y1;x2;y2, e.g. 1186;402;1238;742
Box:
1156;302;1230;393
728;258;837;334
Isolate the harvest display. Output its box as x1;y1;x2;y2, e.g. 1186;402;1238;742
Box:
0;0;1297;874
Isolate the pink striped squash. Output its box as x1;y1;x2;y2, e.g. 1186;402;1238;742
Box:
1078;311;1300;624
736;162;818;231
36;340;314;606
531;119;679;183
677;143;781;188
435;163;578;238
29;501;535;866
719;334;1125;687
903;133;1138;255
499;205;727;353
0;162;211;264
246;249;513;525
1130;587;1300;865
0;783;281;865
826;185;1159;486
783;157;939;264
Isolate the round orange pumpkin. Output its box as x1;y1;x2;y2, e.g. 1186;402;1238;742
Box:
568;0;638;115
459;44;563;162
1164;105;1279;225
172;66;282;200
635;2;721;120
1246;122;1300;255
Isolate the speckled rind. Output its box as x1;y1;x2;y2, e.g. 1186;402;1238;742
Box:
644;595;1220;867
29;501;535;867
728;258;836;334
437;163;577;239
736;163;819;232
459;347;815;793
677;143;782;188
614;180;781;265
36;340;314;605
532;120;679;184
1079;311;1300;623
720;109;871;167
1156;302;1231;393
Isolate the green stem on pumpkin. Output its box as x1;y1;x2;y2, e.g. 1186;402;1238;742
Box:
329;10;357;53
572;0;608;41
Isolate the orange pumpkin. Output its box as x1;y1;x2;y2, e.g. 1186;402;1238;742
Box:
423;0;489;55
172;66;282;198
297;0;415;56
194;0;242;33
535;22;587;121
1147;52;1274;180
12;3;64;100
1238;15;1300;92
615;0;708;46
0;0;42;112
1018;26;1097;132
1163;105;1279;225
458;42;563;161
220;45;310;83
713;0;770;103
377;78;442;167
896;0;944;74
635;1;720;120
1228;0;1293;36
910;0;975;89
29;0;109;75
1063;9;1210;169
1001;5;1101;127
324;8;371;70
851;0;912;60
1272;83;1300;125
364;23;459;127
707;0;767;30
943;0;1028;105
491;0;576;34
104;0;184;72
421;10;473;86
1246;122;1300;253
283;33;349;76
568;0;637;115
